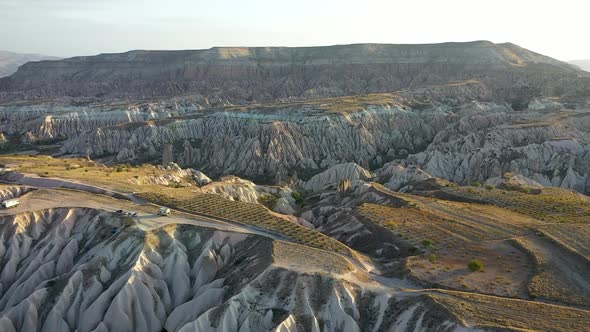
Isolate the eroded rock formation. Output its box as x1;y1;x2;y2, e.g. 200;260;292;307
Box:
0;207;468;331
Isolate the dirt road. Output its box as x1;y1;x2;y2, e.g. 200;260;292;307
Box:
0;187;286;240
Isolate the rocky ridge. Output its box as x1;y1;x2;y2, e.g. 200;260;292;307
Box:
0;207;475;332
0;51;60;78
1;42;587;103
1;88;589;194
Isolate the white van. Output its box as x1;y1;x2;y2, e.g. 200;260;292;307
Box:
2;199;19;209
158;207;171;216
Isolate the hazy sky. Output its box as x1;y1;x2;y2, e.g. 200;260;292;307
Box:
1;0;588;60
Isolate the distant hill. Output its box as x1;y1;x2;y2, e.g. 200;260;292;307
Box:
0;51;60;78
569;59;590;72
0;41;587;102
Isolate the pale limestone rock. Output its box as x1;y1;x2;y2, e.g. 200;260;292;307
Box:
380;163;432;191
304;163;374;192
4;96;590;194
273;197;296;215
201;176;297;213
201;176;261;203
485;173;543;188
192;170;212;186
528;98;563;111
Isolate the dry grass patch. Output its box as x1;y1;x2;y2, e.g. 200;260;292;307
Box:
408;241;531;298
0;155;182;193
432;290;590;332
513;237;590;307
272;241;355;276
537;223;590;261
446;186;590;223
357;203;483;249
223;92;405;114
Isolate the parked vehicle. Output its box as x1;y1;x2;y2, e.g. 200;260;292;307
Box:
158;207;171;216
126;211;138;217
115;209;124;214
2;199;19;209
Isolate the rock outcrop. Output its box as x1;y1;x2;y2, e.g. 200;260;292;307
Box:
379;163;433;191
485;173;543;188
200;175;298;213
403;108;590;193
58;103;439;179
304;163;374;193
0;101;200;143
0;185;33;201
193;170;212;186
201;176;264;204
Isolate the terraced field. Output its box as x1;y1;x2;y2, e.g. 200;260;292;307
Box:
446;186;590;223
432;290;590;332
272;241;360;276
356;203;469;249
538;223;590;260
513;236;590;308
353;191;539;298
355;200;532;250
137;191;354;256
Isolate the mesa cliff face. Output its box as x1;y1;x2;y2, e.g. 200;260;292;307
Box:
0;41;586;102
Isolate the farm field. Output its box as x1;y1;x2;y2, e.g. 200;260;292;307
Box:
358;205;528;296
537;223;590;261
513;235;590;307
432;289;590;332
444;186;590;223
137;191;354;257
349;185;590;300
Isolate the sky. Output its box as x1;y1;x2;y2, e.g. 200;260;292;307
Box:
1;0;589;61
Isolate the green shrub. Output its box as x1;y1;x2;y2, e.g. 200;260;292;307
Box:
291;191;303;204
422;239;435;247
472;181;482;187
468;259;484;272
258;194;279;209
384;221;398;229
168;182;181;188
484;185;494;190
